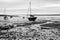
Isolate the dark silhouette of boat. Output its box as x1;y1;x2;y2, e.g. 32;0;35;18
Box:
28;17;37;21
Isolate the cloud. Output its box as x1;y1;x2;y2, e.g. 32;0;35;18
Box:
0;0;23;3
0;0;60;8
0;0;60;14
0;0;29;8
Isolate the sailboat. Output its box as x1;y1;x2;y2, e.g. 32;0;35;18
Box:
27;1;37;21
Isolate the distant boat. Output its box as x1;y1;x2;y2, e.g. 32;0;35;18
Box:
28;17;37;21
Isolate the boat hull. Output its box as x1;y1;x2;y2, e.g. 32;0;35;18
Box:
28;17;37;21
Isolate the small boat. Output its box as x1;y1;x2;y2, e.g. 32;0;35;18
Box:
28;17;37;21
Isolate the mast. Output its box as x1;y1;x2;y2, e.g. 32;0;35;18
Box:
4;8;8;20
29;0;31;16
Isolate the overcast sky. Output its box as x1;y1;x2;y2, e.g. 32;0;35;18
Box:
0;0;60;15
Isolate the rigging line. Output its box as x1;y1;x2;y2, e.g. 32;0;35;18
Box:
29;0;31;15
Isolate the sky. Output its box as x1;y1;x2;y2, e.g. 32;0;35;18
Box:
0;0;60;15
